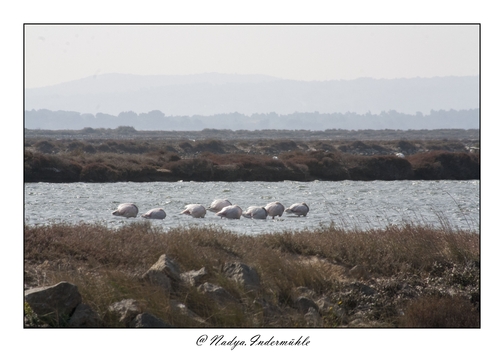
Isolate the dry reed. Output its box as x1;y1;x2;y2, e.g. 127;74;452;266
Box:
24;222;479;327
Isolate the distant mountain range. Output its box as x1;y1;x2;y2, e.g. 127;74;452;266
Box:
25;73;479;117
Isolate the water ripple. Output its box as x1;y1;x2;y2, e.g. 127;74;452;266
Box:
24;180;480;235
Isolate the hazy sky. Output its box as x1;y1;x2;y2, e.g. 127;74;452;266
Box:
24;24;479;88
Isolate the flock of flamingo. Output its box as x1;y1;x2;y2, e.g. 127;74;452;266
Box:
111;199;309;220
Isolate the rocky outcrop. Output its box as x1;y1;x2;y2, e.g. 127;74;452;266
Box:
24;281;106;327
141;254;181;293
68;303;103;327
181;267;208;287
169;300;210;326
24;281;82;325
294;296;319;314
348;155;414;181
293;286;317;299
223;262;261;292
197;282;238;305
107;299;171;327
108;299;143;326
129;313;171;328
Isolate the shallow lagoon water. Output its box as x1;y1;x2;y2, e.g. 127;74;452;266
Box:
24;180;480;235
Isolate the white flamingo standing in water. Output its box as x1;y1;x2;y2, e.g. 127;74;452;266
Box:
216;205;242;219
285;203;309;217
242;206;268;219
112;203;139;218
180;204;207;218
207;199;232;213
264;201;285;219
142;208;167;219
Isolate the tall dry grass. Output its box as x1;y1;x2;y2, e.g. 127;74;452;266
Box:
24;222;479;327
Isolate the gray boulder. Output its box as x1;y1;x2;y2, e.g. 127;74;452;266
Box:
68;303;103;327
108;299;143;325
294;296;319;314
181;267;208;287
129;313;171;327
142;254;181;293
24;281;82;324
170;300;210;326
198;282;238;305
223;262;260;291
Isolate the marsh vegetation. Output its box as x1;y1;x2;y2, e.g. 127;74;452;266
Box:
24;222;479;328
24;132;479;183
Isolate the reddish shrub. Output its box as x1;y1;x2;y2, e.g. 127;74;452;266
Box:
145;150;181;162
115;141;149;154
67;141;85;152
80;163;119;182
96;144;112;153
347;155;413;180
193;140;228;154
179;141;194;152
82;144;97;154
212;164;245;181
408;151;479;180
167;158;214;180
34;140;58;154
279;151;347;180
269;140;299;152
205;153;273;169
311;141;336;152
125;165;160;182
396;140;417;153
24;151;82;182
308;150;341;162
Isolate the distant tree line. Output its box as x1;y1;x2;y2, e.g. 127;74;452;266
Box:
24;108;479;131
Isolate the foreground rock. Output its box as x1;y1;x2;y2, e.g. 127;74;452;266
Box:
223;262;261;292
142;254;181;293
108;299;171;327
198;282;238;305
294;296;319;314
24;281;82;325
170;300;210;327
181;267;208;287
108;299;143;326
68;303;103;327
129;313;171;328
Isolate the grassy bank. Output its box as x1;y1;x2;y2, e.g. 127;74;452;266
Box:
24;222;480;327
24;137;480;182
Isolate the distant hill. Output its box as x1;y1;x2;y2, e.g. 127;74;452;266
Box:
24;108;479;131
25;73;479;118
